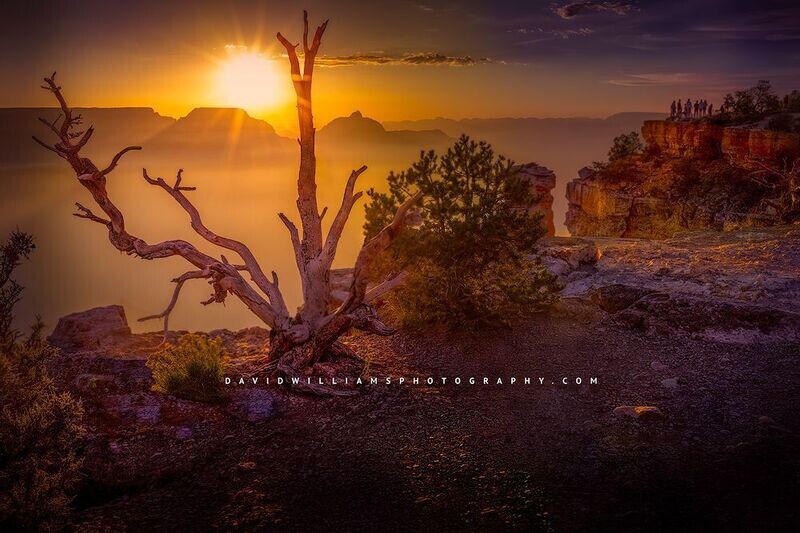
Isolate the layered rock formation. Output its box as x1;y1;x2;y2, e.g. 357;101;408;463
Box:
534;224;800;343
566;121;795;238
641;120;800;164
515;163;557;236
565;167;633;237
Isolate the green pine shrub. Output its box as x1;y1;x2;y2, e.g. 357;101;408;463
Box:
0;232;85;531
388;258;559;329
364;135;560;328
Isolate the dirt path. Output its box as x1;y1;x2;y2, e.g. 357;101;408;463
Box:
73;314;800;532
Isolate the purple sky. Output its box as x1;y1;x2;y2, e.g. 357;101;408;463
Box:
2;0;798;122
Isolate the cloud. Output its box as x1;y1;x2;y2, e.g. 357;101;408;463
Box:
415;3;455;15
606;73;703;87
605;71;791;90
511;27;594;43
314;52;492;67
554;1;634;19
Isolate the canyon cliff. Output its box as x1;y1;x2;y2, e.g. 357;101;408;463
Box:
566;120;800;238
640;120;800;163
516;163;557;236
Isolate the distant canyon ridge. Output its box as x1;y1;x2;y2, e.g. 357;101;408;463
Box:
0;106;663;234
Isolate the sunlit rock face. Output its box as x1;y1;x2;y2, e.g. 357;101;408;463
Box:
515;163;556;236
565;169;631;237
565;121;798;238
641;120;800;163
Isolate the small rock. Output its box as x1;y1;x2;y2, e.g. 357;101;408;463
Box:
613;405;664;420
228;389;276;422
74;373;117;392
650;361;669;372
758;416;777;427
661;377;679;389
175;427;193;440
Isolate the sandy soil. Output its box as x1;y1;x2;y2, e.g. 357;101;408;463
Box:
70;314;800;532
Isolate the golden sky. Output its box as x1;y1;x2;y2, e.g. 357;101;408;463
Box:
3;0;799;134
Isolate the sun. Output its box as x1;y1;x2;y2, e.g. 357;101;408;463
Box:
214;48;290;114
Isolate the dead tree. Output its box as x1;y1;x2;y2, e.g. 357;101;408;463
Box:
34;12;420;394
748;158;800;222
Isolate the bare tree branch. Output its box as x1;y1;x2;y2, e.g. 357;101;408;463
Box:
277;12;332;325
142;168;290;319
98;146;142;177
364;271;409;304
139;269;210;341
31;136;66;158
279;212;305;277
36;13;421;384
321;165;367;267
340;191;423;313
34;74;291;331
73;202;110;225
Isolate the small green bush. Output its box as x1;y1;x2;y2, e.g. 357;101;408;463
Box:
608;131;644;161
147;333;228;403
388;258;560;328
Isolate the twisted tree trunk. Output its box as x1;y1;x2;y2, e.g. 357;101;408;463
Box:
34;12;419;395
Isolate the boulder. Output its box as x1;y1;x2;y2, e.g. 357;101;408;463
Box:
48;305;132;352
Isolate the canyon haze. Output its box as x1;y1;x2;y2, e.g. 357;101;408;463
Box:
0;106;660;332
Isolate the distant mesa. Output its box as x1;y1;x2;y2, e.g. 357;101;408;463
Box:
318;110;452;149
145;107;294;158
0;107;173;165
176;108;277;135
320;110;386;139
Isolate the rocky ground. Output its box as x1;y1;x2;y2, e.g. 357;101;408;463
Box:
44;226;800;532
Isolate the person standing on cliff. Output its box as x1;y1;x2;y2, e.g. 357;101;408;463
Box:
708;102;713;115
677;100;683;117
694;100;700;118
685;98;692;118
670;100;677;118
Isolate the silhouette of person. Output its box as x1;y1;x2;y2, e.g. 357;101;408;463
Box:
694;100;700;117
670;100;676;118
685;99;692;118
677;100;683;117
708;103;713;115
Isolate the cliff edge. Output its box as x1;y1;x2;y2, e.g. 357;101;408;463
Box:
565;121;799;238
